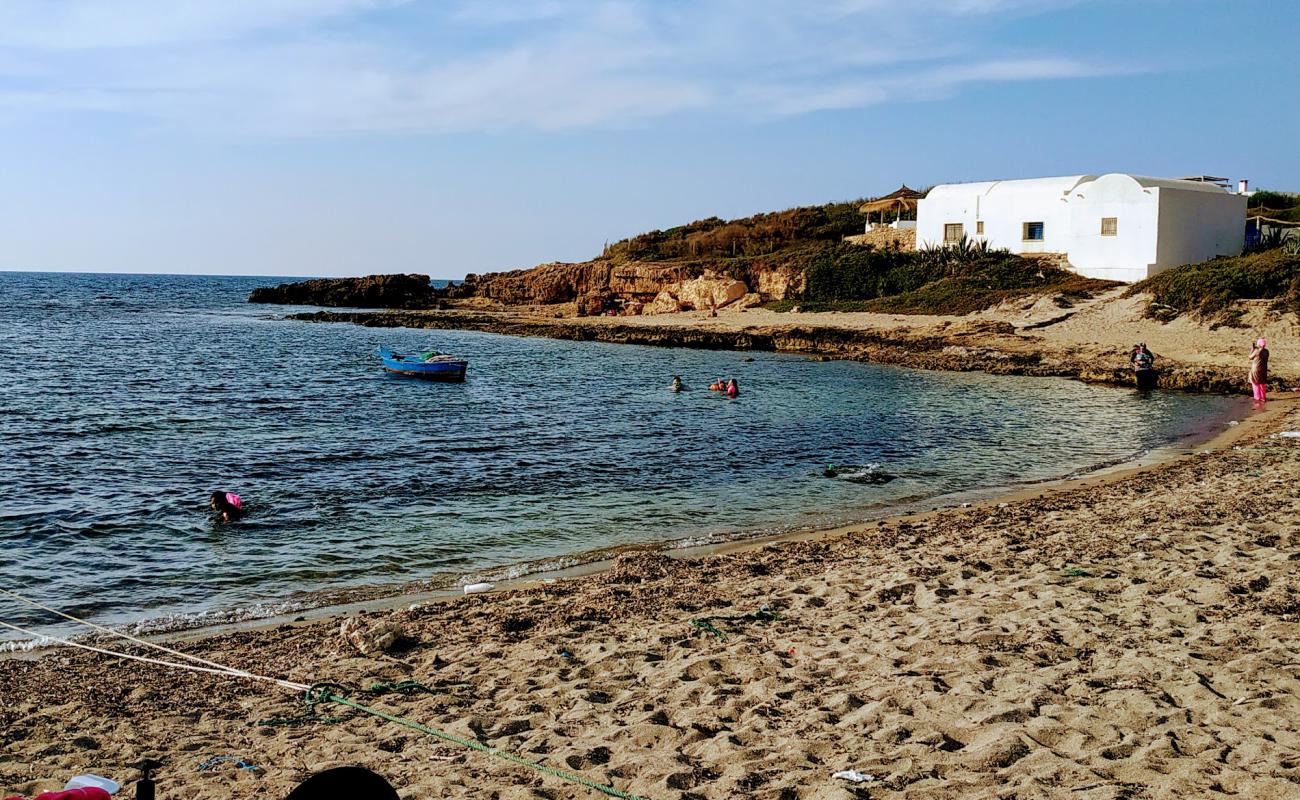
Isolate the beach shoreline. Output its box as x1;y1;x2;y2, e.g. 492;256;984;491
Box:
4;395;1297;798
0;368;1248;656
279;298;1296;396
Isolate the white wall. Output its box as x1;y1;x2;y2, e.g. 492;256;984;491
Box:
915;181;993;249
917;173;1247;283
1154;188;1246;272
979;190;1072;255
1066;173;1160;283
916;177;1085;255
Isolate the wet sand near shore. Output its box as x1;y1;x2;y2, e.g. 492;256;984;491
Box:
3;397;1299;799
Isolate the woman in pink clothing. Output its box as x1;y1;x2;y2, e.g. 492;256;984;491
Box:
209;491;245;523
725;378;739;398
1248;338;1269;403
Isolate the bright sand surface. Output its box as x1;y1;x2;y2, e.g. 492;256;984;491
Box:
3;381;1299;798
569;288;1299;375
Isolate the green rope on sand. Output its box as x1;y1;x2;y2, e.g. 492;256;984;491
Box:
257;681;360;727
689;605;778;639
365;680;437;696
305;684;649;800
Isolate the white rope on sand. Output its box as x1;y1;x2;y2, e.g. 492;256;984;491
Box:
0;587;268;681
0;620;308;692
1;595;650;799
0;592;310;694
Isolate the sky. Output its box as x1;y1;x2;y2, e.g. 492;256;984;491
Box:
0;0;1296;278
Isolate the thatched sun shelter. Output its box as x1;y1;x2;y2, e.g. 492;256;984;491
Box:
859;185;926;228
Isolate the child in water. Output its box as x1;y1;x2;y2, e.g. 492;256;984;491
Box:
210;491;245;523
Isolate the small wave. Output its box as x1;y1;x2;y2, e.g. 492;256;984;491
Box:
821;463;897;485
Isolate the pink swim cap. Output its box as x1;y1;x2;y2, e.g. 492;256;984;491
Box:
1257;338;1267;348
225;492;243;510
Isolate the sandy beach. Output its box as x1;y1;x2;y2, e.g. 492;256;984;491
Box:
3;2;1294;797
289;287;1298;395
3;387;1298;798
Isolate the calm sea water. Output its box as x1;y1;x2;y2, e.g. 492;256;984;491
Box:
0;271;1239;640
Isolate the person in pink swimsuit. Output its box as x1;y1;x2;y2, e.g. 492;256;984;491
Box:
209;491;245;523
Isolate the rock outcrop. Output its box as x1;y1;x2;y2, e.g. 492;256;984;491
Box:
452;258;803;317
248;274;436;308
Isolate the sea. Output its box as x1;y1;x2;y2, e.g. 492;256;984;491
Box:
0;271;1242;643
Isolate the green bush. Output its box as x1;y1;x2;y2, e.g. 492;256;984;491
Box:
1126;249;1300;325
1248;190;1299;210
601;201;867;262
803;244;944;302
866;256;1113;315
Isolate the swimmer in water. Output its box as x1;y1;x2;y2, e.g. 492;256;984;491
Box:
725;378;739;398
823;463;838;478
210;491;245;523
709;378;723;391
669;375;684;393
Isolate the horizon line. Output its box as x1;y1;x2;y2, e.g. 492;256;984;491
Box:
0;268;464;281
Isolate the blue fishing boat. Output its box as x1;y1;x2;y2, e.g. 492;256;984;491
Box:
377;346;468;381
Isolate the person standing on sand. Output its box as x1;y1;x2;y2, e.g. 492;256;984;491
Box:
1249;338;1269;403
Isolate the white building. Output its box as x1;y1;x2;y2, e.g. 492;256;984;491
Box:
915;173;1247;282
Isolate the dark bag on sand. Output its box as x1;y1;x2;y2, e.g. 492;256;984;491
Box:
286;767;398;800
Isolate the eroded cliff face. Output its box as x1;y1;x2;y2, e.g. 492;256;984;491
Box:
248;274;435;308
453;258;805;316
246;256;807;316
452;261;614;306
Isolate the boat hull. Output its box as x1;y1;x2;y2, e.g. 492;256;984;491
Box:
382;363;467;381
377;346;468;381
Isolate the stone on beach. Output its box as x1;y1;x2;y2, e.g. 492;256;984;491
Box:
339;617;406;655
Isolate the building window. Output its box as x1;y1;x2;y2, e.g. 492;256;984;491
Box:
976;221;985;235
1022;221;1045;241
944;223;964;243
1101;217;1118;236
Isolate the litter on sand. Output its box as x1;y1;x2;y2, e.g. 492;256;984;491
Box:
832;770;876;783
197;756;261;772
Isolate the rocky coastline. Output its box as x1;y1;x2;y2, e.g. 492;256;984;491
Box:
283;308;1261;394
248;273;438;308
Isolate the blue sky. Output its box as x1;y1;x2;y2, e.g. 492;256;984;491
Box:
0;0;1296;278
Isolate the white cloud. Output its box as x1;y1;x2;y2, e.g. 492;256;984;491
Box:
0;0;403;48
0;0;1140;135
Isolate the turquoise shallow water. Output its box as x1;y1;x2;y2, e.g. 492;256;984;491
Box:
0;271;1241;640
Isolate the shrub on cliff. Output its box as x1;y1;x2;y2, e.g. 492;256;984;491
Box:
602;201;866;263
1127;249;1300;325
803;243;944;302
862;255;1112;315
